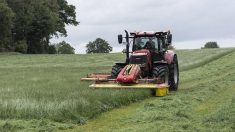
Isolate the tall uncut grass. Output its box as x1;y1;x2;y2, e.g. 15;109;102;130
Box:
0;48;234;123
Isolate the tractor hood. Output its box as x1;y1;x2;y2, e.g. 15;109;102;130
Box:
132;49;150;56
130;49;152;67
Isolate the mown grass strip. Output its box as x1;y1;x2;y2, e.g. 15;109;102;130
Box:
180;48;235;71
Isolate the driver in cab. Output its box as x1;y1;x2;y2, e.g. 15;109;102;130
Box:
144;37;155;52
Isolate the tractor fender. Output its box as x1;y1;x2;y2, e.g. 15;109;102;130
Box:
164;50;176;64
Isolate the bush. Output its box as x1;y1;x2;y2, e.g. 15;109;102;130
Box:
204;42;219;48
48;45;57;54
15;40;28;53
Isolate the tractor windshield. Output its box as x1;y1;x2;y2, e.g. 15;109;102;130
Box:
133;37;158;52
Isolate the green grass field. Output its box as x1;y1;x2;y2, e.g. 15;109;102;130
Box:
0;48;234;131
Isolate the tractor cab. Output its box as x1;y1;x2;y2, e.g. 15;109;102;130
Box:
131;32;169;62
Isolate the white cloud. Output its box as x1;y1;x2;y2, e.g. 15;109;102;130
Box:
52;0;235;53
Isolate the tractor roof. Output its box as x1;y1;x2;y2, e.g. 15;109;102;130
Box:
130;31;169;37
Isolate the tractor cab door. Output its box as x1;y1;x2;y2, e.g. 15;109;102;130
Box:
151;37;165;62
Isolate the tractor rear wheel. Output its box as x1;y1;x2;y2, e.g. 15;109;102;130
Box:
168;55;179;91
111;65;123;79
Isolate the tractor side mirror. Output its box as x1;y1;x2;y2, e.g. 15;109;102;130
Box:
167;34;172;44
118;34;123;44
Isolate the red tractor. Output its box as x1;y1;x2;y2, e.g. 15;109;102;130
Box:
82;30;179;96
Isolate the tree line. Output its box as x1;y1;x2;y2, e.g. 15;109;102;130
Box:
0;0;78;54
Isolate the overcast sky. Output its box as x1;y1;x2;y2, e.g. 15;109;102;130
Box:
52;0;235;53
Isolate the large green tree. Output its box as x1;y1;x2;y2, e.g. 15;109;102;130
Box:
86;38;113;54
0;0;14;51
56;0;78;36
57;41;75;54
6;0;78;53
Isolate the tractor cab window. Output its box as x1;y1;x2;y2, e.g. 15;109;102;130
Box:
158;37;167;52
158;38;163;50
133;37;158;52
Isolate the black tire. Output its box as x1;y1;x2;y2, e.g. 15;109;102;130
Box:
168;55;179;91
151;66;168;95
152;66;168;80
111;65;123;78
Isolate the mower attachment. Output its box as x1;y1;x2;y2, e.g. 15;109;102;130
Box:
81;73;169;97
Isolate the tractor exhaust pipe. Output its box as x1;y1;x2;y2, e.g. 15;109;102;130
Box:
124;30;130;64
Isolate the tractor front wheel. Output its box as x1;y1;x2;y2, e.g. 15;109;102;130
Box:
111;65;123;79
152;66;169;83
151;66;169;95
